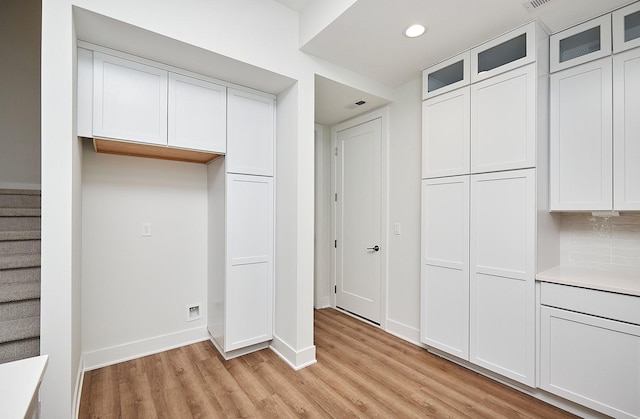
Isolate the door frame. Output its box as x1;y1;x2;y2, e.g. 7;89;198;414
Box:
330;107;389;329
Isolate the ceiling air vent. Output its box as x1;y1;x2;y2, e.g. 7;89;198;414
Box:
522;0;551;11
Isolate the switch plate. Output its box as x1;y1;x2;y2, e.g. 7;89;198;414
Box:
394;223;401;235
142;223;151;237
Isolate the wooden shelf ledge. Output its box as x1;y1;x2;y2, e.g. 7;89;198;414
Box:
91;138;223;164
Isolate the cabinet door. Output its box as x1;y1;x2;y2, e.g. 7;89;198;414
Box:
227;89;275;176
550;15;612;73
421;177;469;360
93;52;168;145
613;1;640;53
422;51;470;100
470;169;535;386
422;87;470;178
226;174;274;351
614;48;640;210
168;73;226;153
550;58;613;211
471;64;536;174
540;306;640;418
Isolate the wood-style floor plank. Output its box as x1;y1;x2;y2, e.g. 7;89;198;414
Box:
79;308;577;418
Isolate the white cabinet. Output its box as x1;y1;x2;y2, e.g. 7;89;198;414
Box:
550;57;613;211
421;176;469;359
613;1;640;53
226;89;275;176
539;282;640;418
471;64;536;173
550;15;612;73
470;169;536;386
168;73;226;153
93;51;168;145
422;88;470;178
614;47;640;210
422;51;470;100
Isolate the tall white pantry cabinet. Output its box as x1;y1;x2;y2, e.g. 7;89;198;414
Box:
420;21;559;387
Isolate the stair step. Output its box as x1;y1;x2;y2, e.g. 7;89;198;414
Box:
0;216;40;232
0;317;40;344
0;267;40;285
0;208;41;217
0;231;40;241
0;337;39;364
0;239;40;256
0;299;39;322
0;189;40;196
0;254;40;271
0;192;40;209
0;282;40;303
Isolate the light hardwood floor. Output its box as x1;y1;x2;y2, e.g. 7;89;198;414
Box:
79;308;576;418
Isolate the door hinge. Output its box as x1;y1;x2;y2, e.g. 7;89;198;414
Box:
334;147;338;156
335;193;337;202
334;239;337;248
334;285;337;293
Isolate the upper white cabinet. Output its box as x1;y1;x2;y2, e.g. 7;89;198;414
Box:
550;57;613;211
471;63;536;173
550;15;612;73
614;47;640;210
422;87;470;178
613;1;640;53
422;52;470;100
168;73;226;153
471;22;536;83
93;51;168;146
226;89;275;176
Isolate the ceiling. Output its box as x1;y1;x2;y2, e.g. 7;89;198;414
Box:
277;0;632;125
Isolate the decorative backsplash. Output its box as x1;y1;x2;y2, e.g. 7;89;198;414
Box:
560;213;640;273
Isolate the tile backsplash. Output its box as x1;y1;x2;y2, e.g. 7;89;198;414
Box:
561;213;640;273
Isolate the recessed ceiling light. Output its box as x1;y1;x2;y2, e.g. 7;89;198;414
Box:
405;24;425;38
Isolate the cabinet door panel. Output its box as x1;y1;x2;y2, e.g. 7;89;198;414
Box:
550;15;611;73
421;177;469;359
614;48;640;210
540;306;640;418
613;1;640;53
93;52;168;145
471;64;536;173
227;89;274;176
168;73;226;153
422;88;470;178
550;57;613;211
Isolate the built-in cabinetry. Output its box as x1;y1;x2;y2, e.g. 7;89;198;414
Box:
537;274;640;419
550;2;640;211
420;21;555;387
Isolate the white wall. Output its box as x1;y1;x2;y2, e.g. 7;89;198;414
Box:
386;78;422;342
0;0;41;188
81;142;208;365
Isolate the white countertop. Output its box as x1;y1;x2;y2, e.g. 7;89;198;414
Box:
0;355;48;419
536;266;640;297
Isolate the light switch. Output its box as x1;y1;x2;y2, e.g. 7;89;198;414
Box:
142;223;151;237
394;223;401;235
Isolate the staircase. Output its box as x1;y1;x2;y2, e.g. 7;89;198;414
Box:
0;189;41;364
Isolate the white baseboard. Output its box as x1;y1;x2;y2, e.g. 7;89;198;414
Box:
0;182;41;190
82;326;209;371
73;355;84;419
385;318;428;349
269;335;316;370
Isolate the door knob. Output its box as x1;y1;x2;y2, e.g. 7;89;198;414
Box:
367;245;380;252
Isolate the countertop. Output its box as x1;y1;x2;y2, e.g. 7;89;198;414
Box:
536;265;640;297
0;355;48;419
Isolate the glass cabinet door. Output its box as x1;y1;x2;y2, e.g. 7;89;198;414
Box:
550;15;611;73
613;1;640;53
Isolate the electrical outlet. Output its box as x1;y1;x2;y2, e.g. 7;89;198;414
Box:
142;223;151;237
186;304;201;322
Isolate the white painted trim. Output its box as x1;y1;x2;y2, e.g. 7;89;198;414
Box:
82;326;209;371
73;355;84;419
0;182;41;190
209;334;270;360
330;107;390;329
269;334;317;370
385;319;426;348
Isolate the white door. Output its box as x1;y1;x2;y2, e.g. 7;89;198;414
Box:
336;118;382;324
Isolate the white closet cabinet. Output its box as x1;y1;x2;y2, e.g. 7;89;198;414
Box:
471;64;536;173
93;51;168;145
550;15;612;73
613;1;640;53
614;47;640;210
226;89;275;176
470;169;536;386
168;73;226;153
550;57;613;211
422;88;470;178
421;176;469;359
422;51;470;100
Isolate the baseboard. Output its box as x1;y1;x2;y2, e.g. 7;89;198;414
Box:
385;318;427;348
208;332;270;361
0;182;41;190
269;334;316;370
73;355;84;419
82;326;209;371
